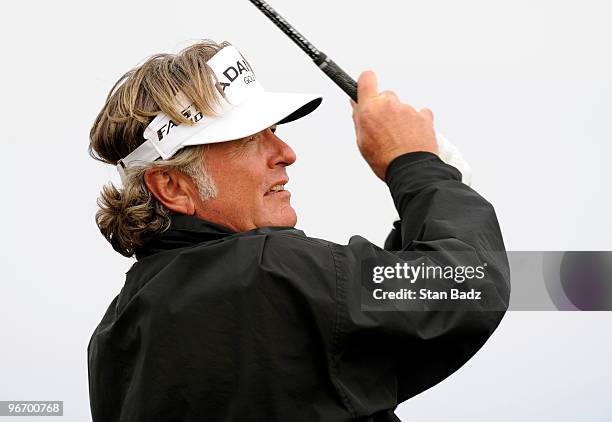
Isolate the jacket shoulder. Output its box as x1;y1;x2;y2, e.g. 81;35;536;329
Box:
258;230;339;277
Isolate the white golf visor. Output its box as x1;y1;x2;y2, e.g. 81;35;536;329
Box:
117;45;322;182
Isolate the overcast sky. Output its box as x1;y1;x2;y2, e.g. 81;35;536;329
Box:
0;0;610;420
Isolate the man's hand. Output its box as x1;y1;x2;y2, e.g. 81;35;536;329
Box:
351;71;438;180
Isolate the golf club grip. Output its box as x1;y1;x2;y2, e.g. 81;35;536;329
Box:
315;54;358;102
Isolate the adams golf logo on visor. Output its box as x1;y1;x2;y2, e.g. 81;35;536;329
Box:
208;46;263;106
146;48;261;145
217;55;257;94
144;46;264;147
115;43;322;183
117;45;266;182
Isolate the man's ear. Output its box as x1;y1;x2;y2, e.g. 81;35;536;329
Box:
144;168;197;216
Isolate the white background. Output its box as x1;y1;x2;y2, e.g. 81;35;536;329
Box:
1;0;611;420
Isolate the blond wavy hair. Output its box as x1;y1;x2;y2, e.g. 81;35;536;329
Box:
89;40;228;257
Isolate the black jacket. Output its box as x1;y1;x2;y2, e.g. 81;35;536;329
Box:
88;152;510;422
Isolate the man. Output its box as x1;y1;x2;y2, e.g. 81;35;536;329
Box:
88;40;510;422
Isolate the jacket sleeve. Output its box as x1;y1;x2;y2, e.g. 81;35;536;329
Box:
326;152;510;415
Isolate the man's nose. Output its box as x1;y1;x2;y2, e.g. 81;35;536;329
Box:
266;129;297;168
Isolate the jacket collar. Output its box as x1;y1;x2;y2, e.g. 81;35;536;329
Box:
170;214;237;236
135;214;303;260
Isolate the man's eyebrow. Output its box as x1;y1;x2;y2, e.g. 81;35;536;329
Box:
235;126;276;150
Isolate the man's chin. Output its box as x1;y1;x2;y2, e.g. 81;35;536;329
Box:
279;207;297;228
266;207;297;228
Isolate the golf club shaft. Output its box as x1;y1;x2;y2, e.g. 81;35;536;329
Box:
247;0;470;183
248;0;358;102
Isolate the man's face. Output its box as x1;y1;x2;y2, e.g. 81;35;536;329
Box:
193;126;298;232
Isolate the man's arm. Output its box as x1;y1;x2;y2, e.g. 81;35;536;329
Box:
323;71;511;414
351;69;505;269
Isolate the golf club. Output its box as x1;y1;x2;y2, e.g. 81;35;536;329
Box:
248;0;358;102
